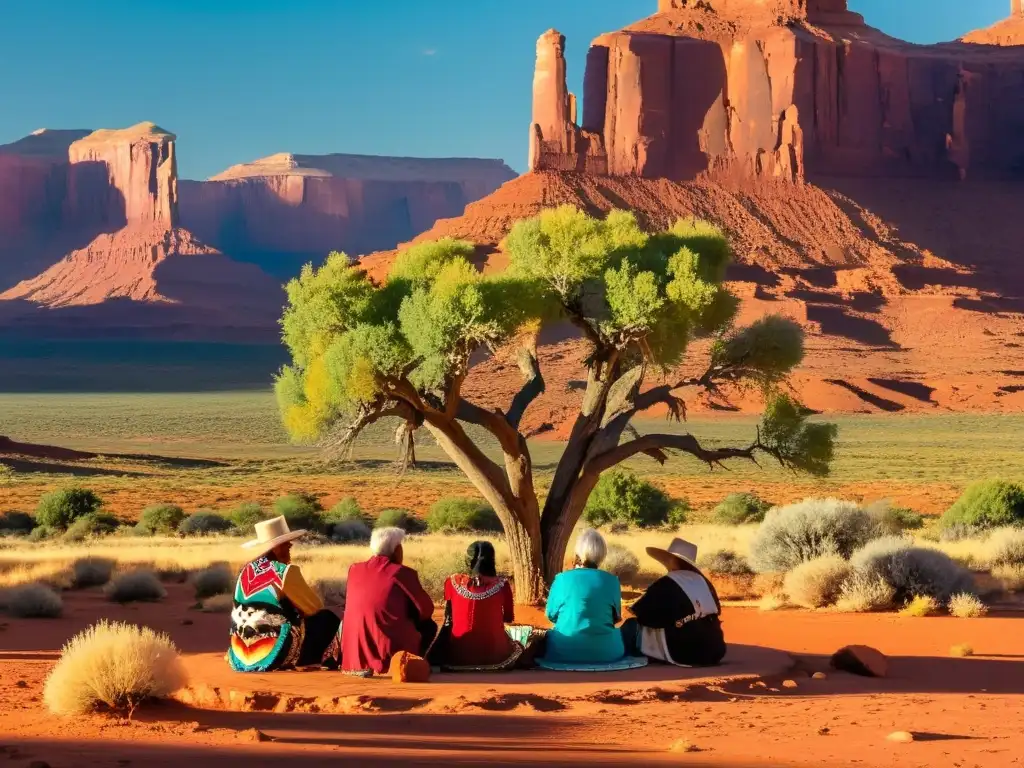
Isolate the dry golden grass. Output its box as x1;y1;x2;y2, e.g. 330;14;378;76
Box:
44;620;186;715
950;643;975;657
759;592;789;611
948;592;988;618
783;555;851;609
900;594;941;618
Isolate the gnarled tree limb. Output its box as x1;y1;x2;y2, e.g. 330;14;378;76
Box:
583;431;776;478
506;348;545;430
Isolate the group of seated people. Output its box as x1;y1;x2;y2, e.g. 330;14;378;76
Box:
226;515;726;675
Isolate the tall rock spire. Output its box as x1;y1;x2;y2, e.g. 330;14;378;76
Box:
528;30;574;171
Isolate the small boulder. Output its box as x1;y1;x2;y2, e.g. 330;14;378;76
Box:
390;651;431;683
830;645;888;678
886;731;914;743
782;679;798;689
811;672;827;680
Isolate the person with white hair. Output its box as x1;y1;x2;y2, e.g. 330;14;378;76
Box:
340;526;436;675
539;528;628;666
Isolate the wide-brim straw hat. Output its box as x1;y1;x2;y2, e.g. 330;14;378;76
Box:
242;516;307;557
646;537;701;574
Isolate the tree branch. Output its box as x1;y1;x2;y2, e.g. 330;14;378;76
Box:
506;348;545;430
456;399;522;456
583;431;777;477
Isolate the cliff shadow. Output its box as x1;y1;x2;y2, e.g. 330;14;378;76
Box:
669;38;730;180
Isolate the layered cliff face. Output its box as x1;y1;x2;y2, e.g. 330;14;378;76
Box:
530;0;1024;182
962;1;1024;45
178;153;516;276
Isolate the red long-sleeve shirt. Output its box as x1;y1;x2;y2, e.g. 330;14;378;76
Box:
341;555;434;674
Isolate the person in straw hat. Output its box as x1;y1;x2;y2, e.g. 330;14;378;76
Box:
620;537;726;667
227;516;342;672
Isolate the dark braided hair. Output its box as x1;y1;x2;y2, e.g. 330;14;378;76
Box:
466;540;497;579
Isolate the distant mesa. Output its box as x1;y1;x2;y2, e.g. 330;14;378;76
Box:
962;0;1024;45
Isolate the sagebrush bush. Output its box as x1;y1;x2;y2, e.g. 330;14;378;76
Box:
178;511;233;537
228;501;269;533
330;519;372;543
834;571;895;613
759;592;788;611
191;563;233;599
697;550;754;576
273;493;324;532
64;513;121;542
6;583;63;618
105;570;167;603
849;536;975;604
72;557;115;589
783;555;851;608
28;525;55;542
0;510;35;536
713;493;772;525
427;498;502;533
375;508;426;533
136;504;185;536
942;479;1024;532
749;498;878;573
993;563;1024;592
900;594;940;617
986;526;1024;567
36;487;103;531
583;470;686;528
602;544;640;582
43;620;186;715
867;500;925;535
948;592;988;618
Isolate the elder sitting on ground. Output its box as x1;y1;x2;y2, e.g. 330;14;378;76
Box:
620;538;726;667
540;528;627;665
341;527;436;675
228;516;342;672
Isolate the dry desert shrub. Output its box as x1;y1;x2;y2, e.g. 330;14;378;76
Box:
948;592;988;619
992;563;1024;592
43;620;186;715
105;570;166;604
749;499;878;573
985;527;1024;568
191;563;233;599
602;544;640;583
697;550;754;577
783;555;851;609
950;643;974;657
849;536;976;605
71;557;115;589
899;594;940;618
200;594;233;613
834;572;896;613
5;582;63;618
758;592;789;612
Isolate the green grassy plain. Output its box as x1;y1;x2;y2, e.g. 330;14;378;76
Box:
3;391;1024;519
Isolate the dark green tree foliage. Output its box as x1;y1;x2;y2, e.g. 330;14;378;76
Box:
324;497;368;526
36;487;103;531
272;493;324;532
713;492;772;525
136;503;186;536
229;502;270;533
375;508;426;533
179;511;234;536
583;470;682;528
942;479;1024;531
274;207;837;602
64;513;121;542
427;498;502;533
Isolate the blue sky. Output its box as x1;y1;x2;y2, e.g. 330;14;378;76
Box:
0;0;1011;179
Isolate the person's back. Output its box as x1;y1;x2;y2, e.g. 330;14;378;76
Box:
544;566;625;664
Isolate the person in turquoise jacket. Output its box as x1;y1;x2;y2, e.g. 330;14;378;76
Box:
542;528;626;664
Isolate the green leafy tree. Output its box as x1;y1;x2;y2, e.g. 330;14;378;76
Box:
275;207;837;603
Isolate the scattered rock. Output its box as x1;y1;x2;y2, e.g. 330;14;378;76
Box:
15;680;27;688
811;672;827;680
389;651;431;683
782;679;798;689
240;729;272;742
668;739;700;753
750;681;768;689
180;619;194;626
817;727;831;735
830;645;888;678
887;731;915;744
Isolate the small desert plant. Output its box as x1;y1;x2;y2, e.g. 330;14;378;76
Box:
136;504;186;536
849;536;976;605
228;501;270;533
993;563;1024;592
178;511;233;537
939;523;983;542
324;497;368;527
583;470;686;528
426;498;502;534
749;498;878;573
43;620;186;715
200;594;234;613
900;594;940;617
942;479;1024;532
273;492;324;532
697;550;754;577
36;487;103;531
375;508;426;533
71;557;115;589
64;513;121;542
948;592;988;618
986;526;1024;567
191;564;233;600
105;570;167;603
867;500;925;534
834;572;896;613
28;525;56;542
950;643;974;657
713;492;772;525
602;544;640;582
0;510;35;536
330;519;372;543
759;592;788;611
5;583;63;618
783;555;851;609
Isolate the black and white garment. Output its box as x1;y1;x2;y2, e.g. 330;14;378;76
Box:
627;570;726;667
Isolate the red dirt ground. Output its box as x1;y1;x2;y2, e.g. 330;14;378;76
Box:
1;584;1021;766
